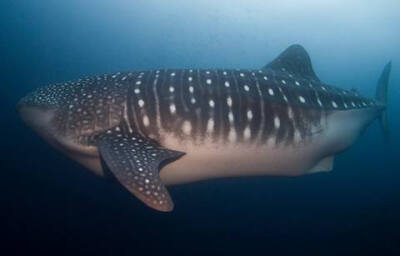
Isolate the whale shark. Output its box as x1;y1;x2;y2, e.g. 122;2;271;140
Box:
17;45;392;212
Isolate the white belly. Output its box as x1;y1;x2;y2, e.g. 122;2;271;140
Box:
160;141;323;186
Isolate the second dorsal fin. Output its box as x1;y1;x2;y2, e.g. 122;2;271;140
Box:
264;44;320;82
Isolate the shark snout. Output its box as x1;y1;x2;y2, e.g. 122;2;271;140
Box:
17;99;56;138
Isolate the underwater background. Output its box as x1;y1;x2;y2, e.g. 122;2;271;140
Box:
1;1;400;255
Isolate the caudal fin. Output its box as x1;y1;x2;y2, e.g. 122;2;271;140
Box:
375;61;392;139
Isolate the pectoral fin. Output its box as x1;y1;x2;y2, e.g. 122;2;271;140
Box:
95;123;185;212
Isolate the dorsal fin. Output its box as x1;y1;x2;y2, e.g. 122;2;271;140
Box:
264;44;320;82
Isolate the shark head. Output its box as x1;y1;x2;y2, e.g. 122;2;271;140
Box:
18;84;67;147
17;82;122;175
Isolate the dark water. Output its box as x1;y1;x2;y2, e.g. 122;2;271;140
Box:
1;1;400;255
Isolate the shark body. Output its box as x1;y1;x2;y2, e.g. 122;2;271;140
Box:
18;45;391;211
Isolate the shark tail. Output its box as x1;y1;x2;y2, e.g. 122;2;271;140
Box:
375;61;392;140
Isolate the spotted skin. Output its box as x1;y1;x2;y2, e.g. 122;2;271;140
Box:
95;120;184;212
17;44;390;212
121;67;378;145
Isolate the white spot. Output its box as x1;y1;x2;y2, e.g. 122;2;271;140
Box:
121;76;127;81
209;100;215;108
188;76;193;82
294;130;302;143
206;78;212;85
228;129;237;142
274;116;280;129
317;98;323;106
182;121;192;135
288;107;294;119
134;88;140;94
332;101;338;108
263;76;268;80
138;99;145;107
206;71;210;74
169;104;176;114
268;88;274;96
207;119;214;133
283;95;288;102
228;112;234;123
145;179;150;184
351;102;356;107
190;98;196;104
189;86;194;93
136;81;142;85
224;81;230;87
295;81;300;86
227;96;233;107
243;127;251;140
247;110;253;120
243;85;250;91
299;96;306;103
170;72;176;77
281;80;286;84
169;86;175;93
223;71;227;75
240;73;245;77
321;86;327;91
344;102;348;108
143;115;150;127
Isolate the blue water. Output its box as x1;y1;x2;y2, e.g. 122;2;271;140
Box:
1;1;400;255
